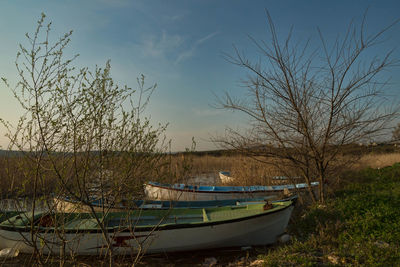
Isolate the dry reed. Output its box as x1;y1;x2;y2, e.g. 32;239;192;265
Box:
352;153;400;170
169;152;400;186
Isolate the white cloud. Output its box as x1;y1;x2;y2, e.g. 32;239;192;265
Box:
141;31;184;58
175;31;219;64
197;31;219;45
175;49;194;64
137;30;218;65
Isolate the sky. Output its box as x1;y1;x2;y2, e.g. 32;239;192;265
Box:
0;0;399;151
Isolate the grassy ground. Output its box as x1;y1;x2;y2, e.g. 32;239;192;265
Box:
256;163;400;266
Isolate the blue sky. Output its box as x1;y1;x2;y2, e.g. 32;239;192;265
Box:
0;0;399;151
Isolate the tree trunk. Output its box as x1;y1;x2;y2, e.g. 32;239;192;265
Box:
318;176;325;203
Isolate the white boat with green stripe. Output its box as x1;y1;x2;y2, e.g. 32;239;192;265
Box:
0;197;296;255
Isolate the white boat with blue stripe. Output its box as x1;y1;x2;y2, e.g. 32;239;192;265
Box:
145;181;319;201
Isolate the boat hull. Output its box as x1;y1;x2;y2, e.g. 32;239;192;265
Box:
144;182;318;201
0;204;294;255
145;184;280;201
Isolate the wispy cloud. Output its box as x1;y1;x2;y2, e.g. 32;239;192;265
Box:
141;31;184;58
175;31;219;64
197;31;219;44
137;30;218;65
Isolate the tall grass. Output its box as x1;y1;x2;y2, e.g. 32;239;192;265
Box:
168;151;399;182
353;152;400;170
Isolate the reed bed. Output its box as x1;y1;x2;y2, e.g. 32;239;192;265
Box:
168;151;400;186
0;151;399;198
163;154;283;185
353;152;400;170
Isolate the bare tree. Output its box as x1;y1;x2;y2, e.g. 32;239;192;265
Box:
214;10;400;203
392;123;400;142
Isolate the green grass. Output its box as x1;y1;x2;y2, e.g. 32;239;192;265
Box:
258;163;400;266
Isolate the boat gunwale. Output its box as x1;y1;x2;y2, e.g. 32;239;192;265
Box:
146;182;318;194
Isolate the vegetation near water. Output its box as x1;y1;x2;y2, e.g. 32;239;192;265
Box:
256;163;400;266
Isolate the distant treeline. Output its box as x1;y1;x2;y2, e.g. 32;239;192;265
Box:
174;143;400;157
0;143;398;158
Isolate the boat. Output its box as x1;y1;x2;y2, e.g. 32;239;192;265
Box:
0;197;296;255
219;171;234;183
53;195;279;213
145;181;319;201
0;211;21;223
0;211;23;250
